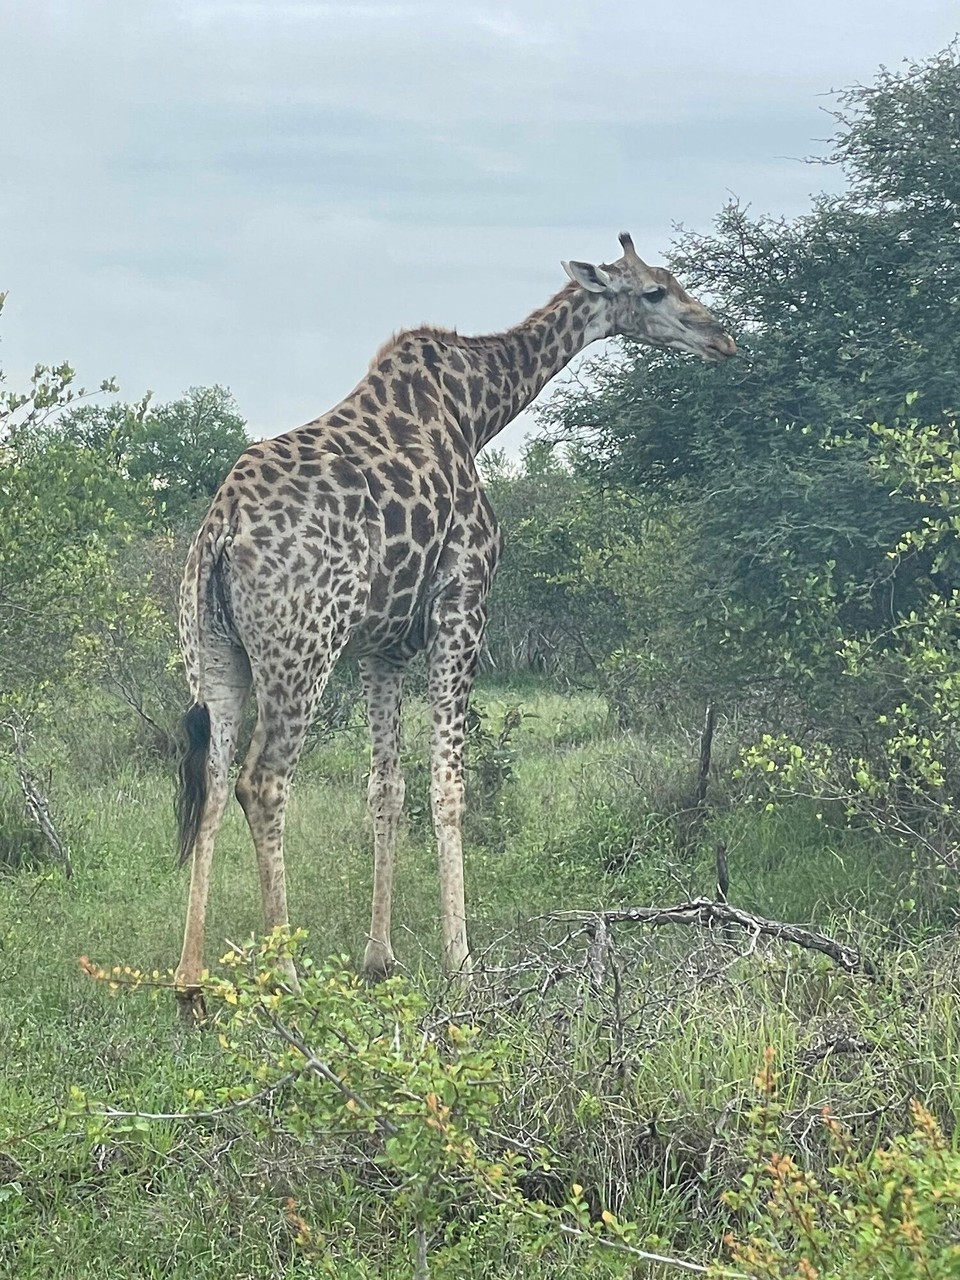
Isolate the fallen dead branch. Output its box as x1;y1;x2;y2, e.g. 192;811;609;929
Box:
2;714;73;878
545;897;876;976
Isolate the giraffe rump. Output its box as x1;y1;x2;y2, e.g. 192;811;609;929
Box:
176;702;211;867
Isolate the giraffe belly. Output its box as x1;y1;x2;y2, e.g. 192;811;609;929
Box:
344;535;442;661
346;579;432;661
345;616;425;663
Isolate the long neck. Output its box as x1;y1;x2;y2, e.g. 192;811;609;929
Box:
425;284;606;455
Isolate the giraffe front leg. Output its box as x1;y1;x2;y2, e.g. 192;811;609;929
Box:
433;745;471;977
427;630;480;980
361;657;406;980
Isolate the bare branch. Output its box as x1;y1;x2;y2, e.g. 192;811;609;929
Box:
546;898;876;976
2;714;72;877
88;1072;300;1124
695;701;717;809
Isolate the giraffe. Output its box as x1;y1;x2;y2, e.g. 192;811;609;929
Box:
174;232;736;1013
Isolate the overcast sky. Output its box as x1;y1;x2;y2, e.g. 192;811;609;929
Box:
2;1;957;455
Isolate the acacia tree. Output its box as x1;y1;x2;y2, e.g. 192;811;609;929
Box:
541;43;960;732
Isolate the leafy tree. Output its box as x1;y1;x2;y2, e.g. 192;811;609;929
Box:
541;43;960;729
0;306;132;707
745;415;960;887
2;273;251;792
50;384;249;530
482;441;646;680
1;373;247;727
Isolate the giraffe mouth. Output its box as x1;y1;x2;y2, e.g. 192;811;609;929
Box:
672;333;737;363
704;333;737;361
660;333;736;363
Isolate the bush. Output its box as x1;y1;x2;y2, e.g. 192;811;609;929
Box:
77;934;656;1278
743;418;960;897
718;1049;960;1279
404;699;525;852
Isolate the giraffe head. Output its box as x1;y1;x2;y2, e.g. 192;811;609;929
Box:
562;231;736;363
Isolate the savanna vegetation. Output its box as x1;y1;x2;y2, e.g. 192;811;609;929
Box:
1;44;959;1279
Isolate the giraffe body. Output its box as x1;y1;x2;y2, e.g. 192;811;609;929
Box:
174;234;736;1011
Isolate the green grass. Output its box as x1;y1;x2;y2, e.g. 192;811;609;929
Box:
1;685;958;1277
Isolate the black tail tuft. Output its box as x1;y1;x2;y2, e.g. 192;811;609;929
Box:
176;703;211;867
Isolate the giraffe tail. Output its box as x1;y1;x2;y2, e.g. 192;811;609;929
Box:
176;702;211;867
175;518;233;868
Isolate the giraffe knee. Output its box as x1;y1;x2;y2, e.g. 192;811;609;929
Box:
367;767;404;822
235;769;286;816
431;771;465;829
235;771;255;814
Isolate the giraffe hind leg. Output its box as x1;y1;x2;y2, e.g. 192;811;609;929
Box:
427;624;482;981
175;638;251;1017
235;628;353;992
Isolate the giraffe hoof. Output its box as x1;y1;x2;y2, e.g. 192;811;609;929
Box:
362;941;396;982
175;985;208;1024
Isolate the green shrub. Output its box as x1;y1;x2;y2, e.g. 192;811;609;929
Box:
404;699;524;852
76;933;675;1278
717;1048;960;1279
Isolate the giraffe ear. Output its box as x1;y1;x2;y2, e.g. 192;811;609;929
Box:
562;260;613;293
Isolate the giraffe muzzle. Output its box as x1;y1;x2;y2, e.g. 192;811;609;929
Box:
703;333;737;363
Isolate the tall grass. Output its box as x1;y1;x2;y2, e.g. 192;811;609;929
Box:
1;684;957;1277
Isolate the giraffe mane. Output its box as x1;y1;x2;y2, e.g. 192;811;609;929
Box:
367;284;580;370
368;327;459;368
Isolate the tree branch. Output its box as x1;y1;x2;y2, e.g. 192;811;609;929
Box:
546;898;876;976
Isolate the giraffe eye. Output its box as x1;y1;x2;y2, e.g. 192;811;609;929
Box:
643;287;666;304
